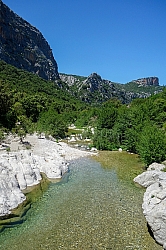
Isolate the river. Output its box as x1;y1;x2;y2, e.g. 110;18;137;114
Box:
0;152;162;249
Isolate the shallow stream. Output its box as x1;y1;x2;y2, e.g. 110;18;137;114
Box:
0;153;162;249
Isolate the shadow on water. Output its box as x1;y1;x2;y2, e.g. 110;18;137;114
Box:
147;223;155;240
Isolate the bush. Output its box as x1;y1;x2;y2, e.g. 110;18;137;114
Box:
137;125;166;165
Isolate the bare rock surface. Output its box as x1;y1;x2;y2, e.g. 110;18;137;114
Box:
133;77;159;86
0;1;59;81
134;163;166;249
0;134;95;216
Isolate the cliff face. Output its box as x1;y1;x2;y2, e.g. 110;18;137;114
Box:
0;1;59;81
133;77;159;86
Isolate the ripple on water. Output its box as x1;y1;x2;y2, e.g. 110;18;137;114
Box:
0;157;163;250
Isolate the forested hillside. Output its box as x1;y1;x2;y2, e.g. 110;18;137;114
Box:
0;60;86;139
0;60;166;166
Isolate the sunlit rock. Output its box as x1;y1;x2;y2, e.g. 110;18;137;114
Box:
134;164;166;248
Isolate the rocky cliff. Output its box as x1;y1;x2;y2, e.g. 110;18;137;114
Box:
60;72;163;104
79;73;127;103
0;1;59;81
133;77;159;86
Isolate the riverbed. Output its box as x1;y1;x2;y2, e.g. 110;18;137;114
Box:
0;152;162;249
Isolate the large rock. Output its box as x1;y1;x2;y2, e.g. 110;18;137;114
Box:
0;148;68;216
143;181;166;247
134;170;166;188
134;165;166;248
0;1;59;81
0;163;26;216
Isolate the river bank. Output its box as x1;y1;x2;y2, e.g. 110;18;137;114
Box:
0;134;96;218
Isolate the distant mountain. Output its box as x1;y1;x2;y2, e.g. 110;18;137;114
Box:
0;1;59;81
60;73;163;104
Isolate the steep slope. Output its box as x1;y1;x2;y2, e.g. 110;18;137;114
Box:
60;73;163;104
0;1;59;81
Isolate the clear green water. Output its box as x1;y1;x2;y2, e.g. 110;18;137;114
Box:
0;157;162;250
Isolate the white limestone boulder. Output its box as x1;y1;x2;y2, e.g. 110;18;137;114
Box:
134;170;166;188
143;180;166;248
134;166;166;248
0;148;68;216
147;162;166;171
0;164;26;216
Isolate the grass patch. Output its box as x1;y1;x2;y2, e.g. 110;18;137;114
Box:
92;151;144;184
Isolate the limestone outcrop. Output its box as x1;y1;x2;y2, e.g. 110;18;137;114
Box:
0;149;68;216
134;163;166;248
73;72;127;104
0;1;59;81
133;77;159;86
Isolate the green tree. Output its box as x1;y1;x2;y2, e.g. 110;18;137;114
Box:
137;124;166;165
37;109;68;139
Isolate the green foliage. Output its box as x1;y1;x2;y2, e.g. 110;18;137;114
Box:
0;60;166;165
0;129;5;142
37;109;68;139
93;93;166;165
93;128;120;150
0;60;85;138
0;80;16;129
75;108;98;127
137;124;166;165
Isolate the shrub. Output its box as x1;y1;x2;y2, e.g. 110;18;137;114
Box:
137;125;166;165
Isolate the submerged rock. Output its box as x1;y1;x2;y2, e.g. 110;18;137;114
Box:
134;164;166;248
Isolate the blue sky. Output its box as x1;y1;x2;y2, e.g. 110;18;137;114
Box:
3;0;166;85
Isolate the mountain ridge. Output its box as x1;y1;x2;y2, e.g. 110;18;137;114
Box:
60;72;163;104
